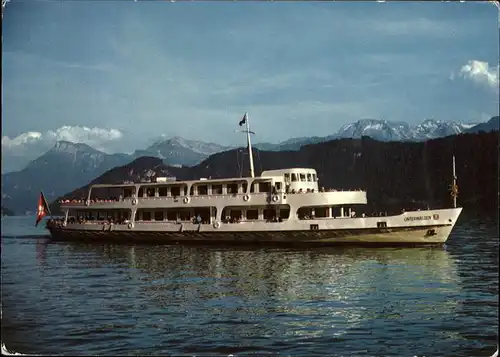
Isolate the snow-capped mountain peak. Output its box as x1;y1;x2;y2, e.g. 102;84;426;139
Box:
149;136;230;156
336;119;412;141
334;118;480;142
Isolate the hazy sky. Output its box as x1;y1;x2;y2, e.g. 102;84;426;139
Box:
2;0;499;152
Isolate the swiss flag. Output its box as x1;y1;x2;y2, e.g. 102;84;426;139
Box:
35;191;51;227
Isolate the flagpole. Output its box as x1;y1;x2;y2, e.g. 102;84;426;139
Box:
41;190;53;218
245;112;255;178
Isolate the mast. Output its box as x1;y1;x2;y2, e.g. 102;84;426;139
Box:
245;112;255;178
451;155;458;208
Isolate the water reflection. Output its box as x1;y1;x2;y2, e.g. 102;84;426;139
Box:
49;243;461;340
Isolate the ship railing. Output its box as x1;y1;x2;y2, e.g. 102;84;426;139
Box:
129;192;272;200
59;198;121;206
61;190;365;207
287;188;365;194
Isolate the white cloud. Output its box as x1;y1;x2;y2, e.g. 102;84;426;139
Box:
458;60;499;91
46;126;123;148
2;125;123;150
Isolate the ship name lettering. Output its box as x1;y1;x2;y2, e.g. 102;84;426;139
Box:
404;215;432;222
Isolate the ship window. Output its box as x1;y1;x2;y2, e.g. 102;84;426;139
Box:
230;210;242;220
315;207;328;218
331;206;341;218
279;208;290;219
246;209;258;220
242;183;248;193
190;186;195;195
194;207;212;223
166;210;177;221
300;173;306;182
146;188;155;197
171;186;181;197
123;188;133;198
263;208;277;221
284;173;290;183
143;211;152;221
158;187;167;197
312;174;317;182
212;184;223;194
297;207;312;219
291;173;298;182
227;183;238;194
259;182;271;193
138;187;144;197
307;173;312;182
198;185;208;195
154;211;164;221
178;210;191;221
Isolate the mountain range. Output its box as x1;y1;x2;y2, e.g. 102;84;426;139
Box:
2;117;498;215
2;118;492;174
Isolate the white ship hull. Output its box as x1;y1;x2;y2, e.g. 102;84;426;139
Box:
47;207;462;246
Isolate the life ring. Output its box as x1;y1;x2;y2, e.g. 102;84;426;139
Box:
213;221;221;229
243;194;250;202
127;222;134;229
85;200;90;206
132;198;138;205
272;195;279;202
183;196;190;204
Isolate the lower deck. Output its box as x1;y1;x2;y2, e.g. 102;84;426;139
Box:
46;207;462;245
60;204;392;227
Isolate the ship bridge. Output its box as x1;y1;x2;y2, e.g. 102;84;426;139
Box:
261;168;319;193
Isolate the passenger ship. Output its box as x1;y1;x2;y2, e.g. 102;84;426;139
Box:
45;113;463;245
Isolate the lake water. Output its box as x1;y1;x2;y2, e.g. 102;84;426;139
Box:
1;214;498;356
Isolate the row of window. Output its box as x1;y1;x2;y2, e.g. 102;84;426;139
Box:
285;172;317;183
72;207;294;222
133;182;276;198
73;206;355;222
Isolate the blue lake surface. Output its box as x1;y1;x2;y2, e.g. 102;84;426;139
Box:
1;214;498;356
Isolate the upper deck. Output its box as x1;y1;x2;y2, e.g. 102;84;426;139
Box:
58;168;367;209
